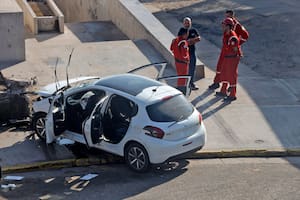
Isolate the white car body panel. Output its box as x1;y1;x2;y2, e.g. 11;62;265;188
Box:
32;98;51;114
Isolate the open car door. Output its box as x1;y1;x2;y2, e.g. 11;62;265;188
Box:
45;92;66;143
127;62;191;97
157;75;191;97
82;96;108;146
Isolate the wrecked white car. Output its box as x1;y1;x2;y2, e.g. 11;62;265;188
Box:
32;64;206;172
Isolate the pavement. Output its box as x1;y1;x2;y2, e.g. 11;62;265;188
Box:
1;11;300;174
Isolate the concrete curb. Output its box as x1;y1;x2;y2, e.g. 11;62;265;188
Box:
2;148;300;174
189;148;300;159
2;157;123;174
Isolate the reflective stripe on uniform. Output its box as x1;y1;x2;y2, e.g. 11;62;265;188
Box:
178;40;185;47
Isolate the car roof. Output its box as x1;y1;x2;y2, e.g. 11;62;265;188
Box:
95;73;181;104
95;74;163;96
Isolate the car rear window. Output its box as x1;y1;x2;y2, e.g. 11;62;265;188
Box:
146;94;194;122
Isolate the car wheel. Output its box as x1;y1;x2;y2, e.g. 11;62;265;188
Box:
125;143;150;172
32;112;47;140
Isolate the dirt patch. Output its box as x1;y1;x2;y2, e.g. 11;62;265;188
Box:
142;0;300;78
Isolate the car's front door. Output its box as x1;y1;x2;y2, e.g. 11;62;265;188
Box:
83;96;108;146
45;92;66;144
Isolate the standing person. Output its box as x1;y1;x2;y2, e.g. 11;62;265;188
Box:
225;10;249;45
182;17;201;90
216;17;241;101
209;10;249;90
208;28;227;90
170;27;190;93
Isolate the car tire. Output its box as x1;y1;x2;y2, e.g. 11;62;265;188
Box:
125;142;150;173
32;112;47;140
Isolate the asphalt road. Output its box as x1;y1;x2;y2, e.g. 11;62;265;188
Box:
1;157;300;200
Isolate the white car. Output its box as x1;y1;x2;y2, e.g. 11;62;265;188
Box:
32;64;206;172
31;62;192;140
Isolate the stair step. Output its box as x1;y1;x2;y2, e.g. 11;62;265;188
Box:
28;2;54;16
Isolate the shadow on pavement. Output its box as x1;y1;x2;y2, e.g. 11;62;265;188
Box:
0;124;74;167
66;21;128;43
191;89;214;106
0;159;189;199
200;100;231;120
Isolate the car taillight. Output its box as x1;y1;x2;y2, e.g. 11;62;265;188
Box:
143;126;165;139
198;113;202;125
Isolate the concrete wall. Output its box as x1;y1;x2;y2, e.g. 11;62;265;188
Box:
16;0;64;34
47;0;64;33
107;0;175;66
54;0;110;22
0;0;25;67
53;0;205;78
15;0;37;34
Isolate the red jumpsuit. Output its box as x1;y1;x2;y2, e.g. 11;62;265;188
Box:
170;36;190;86
213;32;229;84
220;30;241;98
232;18;249;45
213;18;249;84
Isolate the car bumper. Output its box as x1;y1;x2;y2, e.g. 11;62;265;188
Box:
146;123;206;164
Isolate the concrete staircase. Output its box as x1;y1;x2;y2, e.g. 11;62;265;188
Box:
16;0;64;34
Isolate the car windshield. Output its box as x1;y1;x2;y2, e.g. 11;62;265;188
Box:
146;94;194;122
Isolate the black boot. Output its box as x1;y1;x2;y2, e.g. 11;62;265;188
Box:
208;83;220;90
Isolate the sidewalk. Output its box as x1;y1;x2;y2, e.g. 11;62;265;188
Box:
1;16;300;174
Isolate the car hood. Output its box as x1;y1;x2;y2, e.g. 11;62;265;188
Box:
37;76;99;97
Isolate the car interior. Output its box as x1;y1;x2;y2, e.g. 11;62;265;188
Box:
101;95;137;144
65;89;105;133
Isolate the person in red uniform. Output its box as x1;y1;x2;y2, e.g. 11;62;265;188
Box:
208;24;227;90
170;28;190;91
216;17;241;101
225;10;249;45
209;10;249;90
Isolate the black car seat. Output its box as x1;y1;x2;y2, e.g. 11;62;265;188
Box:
83;94;101;119
109;96;132;143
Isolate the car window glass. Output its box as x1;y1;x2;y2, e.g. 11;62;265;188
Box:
146;94;193;122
